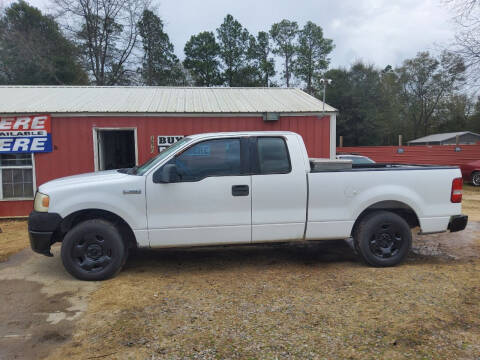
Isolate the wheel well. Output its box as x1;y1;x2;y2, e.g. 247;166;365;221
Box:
59;209;137;249
351;201;420;237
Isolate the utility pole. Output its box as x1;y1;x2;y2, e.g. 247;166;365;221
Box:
319;78;332;111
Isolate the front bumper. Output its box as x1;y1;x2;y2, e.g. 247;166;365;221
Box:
448;214;468;232
28;211;63;256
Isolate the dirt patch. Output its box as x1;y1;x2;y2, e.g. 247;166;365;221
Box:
412;221;480;260
0;247;99;360
0;219;29;262
0;279;73;359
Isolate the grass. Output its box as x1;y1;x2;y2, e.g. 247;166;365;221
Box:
48;246;480;359
465;184;480;193
463;185;480;221
0;219;29;262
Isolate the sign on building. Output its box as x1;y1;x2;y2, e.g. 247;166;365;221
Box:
0;115;52;153
158;135;184;152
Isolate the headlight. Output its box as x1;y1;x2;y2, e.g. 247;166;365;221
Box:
34;192;50;212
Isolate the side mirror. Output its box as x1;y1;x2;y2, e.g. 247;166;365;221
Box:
154;164;179;183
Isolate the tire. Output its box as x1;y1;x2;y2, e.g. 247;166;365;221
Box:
354;211;412;267
472;171;480;186
61;219;126;281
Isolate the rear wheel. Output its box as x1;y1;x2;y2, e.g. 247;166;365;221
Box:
354;211;412;267
472;171;480;186
61;219;126;281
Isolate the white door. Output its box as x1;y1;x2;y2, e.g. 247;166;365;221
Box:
146;138;252;247
251;136;308;242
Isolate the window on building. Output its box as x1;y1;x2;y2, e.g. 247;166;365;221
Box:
0;154;34;199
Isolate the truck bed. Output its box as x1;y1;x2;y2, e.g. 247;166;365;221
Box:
305;164;462;240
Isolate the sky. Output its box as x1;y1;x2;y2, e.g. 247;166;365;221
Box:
4;0;457;69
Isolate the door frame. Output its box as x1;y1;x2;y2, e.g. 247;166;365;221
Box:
92;127;139;171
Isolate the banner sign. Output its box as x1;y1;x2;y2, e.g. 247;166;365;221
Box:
158;135;184;152
0;115;52;153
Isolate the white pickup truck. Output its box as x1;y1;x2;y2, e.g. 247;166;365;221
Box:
28;131;468;280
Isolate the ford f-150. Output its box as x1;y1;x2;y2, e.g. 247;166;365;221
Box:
28;132;468;280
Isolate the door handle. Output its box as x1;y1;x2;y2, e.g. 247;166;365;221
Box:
232;185;249;196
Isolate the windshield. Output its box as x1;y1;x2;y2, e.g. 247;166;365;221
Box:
133;137;192;175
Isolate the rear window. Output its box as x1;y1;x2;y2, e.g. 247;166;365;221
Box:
257;137;291;174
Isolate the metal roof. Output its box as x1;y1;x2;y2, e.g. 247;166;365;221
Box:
0;86;336;114
408;131;480;144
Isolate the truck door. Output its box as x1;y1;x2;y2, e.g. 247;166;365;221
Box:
146;137;252;247
250;136;308;242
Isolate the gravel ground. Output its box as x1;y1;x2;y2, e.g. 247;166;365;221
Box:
0;186;479;359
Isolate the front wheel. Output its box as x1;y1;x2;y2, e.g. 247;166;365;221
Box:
472;172;480;186
61;219;126;281
354;211;412;267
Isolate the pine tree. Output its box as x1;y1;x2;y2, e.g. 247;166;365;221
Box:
0;0;87;85
138;10;184;86
183;31;222;86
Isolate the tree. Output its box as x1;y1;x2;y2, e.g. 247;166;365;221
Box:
433;93;475;133
0;1;87;85
138;9;183;85
295;21;334;94
376;65;406;144
396;51;466;138
183;31;222;86
468;97;480;133
326;55;470;146
247;31;275;87
54;0;148;85
216;14;251;86
449;0;479;16
270;19;298;87
326;63;383;146
445;1;480;85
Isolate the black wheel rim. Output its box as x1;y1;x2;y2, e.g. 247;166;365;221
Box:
71;232;113;272
473;174;480;186
369;222;404;259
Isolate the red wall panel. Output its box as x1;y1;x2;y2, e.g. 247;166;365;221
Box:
0;200;33;217
337;144;480;166
1;115;330;217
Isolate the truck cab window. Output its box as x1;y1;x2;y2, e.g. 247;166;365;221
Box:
257;137;291;174
173;138;241;181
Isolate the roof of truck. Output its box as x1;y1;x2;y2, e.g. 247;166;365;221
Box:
187;131;299;138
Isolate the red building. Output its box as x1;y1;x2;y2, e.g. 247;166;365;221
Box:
0;86;337;217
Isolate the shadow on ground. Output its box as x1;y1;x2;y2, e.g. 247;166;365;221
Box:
123;239;359;275
122;221;480;275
